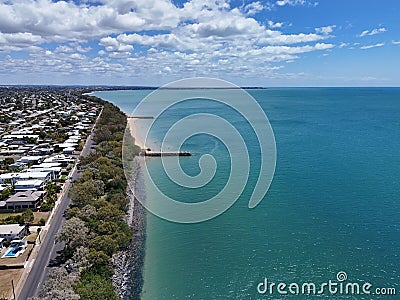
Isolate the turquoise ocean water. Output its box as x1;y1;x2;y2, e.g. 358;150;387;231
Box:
93;88;400;299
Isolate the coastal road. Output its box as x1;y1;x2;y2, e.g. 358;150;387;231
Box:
17;108;102;300
17;174;76;300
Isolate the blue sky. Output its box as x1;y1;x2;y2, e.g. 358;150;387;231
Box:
0;0;399;86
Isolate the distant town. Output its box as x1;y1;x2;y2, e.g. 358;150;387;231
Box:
0;86;102;298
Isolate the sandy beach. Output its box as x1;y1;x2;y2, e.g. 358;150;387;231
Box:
127;117;145;149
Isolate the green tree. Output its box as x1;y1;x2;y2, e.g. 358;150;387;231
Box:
90;235;118;257
39;267;79;300
22;209;34;224
4;157;14;166
69;180;105;208
75;266;118;300
56;217;89;252
88;250;110;267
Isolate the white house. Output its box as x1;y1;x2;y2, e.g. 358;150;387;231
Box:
14;179;45;191
32;162;61;168
43;155;74;167
16;171;52;183
30;147;54;155
0;173;19;185
8;162;27;170
0;224;28;241
63;147;75;155
26;167;61;180
55;142;77;149
19;156;44;164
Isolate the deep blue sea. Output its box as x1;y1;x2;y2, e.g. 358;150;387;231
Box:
93;88;400;299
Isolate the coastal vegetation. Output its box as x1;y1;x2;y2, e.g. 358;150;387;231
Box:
35;102;141;300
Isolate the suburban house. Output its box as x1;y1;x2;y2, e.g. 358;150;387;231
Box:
26;166;61;180
43;154;74;167
8;162;27;170
55;142;77;149
63;147;75;154
16;171;52;183
32;162;61;168
14;179;45;191
0;190;45;210
30;147;54;155
0;224;28;241
0;171;51;186
19;155;44;164
0;173;19;185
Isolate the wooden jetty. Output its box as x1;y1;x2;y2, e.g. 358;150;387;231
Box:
139;149;191;157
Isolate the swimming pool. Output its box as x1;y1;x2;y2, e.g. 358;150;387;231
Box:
2;246;22;258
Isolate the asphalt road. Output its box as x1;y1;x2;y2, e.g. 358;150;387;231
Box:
18;112;99;300
17;173;77;299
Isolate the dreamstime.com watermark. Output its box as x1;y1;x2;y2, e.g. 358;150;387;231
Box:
122;77;276;223
257;272;397;296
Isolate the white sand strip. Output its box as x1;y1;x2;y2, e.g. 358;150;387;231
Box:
127;117;145;149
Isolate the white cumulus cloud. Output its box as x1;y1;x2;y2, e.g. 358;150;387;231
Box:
275;0;317;7
359;27;386;37
315;25;336;35
360;42;385;49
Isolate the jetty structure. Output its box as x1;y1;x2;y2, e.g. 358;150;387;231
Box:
127;115;154;119
127;115;191;157
139;148;191;157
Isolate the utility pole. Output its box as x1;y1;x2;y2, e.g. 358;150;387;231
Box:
37;227;42;243
12;279;16;300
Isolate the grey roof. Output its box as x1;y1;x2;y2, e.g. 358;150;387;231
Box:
6;191;45;203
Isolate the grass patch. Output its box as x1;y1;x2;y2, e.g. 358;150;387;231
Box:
0;212;22;220
32;211;49;225
24;232;38;243
0;211;49;225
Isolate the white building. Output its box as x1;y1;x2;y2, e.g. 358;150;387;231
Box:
26;167;62;180
14;179;45;191
0;173;19;185
19;156;44;164
16;171;52;183
43;155;74;167
63;147;75;154
0;224;28;241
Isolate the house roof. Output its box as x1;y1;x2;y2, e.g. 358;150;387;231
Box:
0;173;19;180
20;155;43;161
32;163;61;168
0;224;25;235
14;179;44;186
6;191;45;203
17;172;51;180
55;143;77;148
27;167;62;173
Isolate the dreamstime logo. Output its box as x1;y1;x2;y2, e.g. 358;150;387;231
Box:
336;271;348;282
122;77;276;223
257;272;397;296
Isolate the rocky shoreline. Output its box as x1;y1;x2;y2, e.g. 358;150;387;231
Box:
112;157;146;300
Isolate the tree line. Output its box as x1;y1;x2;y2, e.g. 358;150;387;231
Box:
33;102;141;300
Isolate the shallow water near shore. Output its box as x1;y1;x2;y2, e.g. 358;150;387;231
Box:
93;88;400;299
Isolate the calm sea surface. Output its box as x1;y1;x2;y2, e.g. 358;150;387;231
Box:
93;88;400;299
